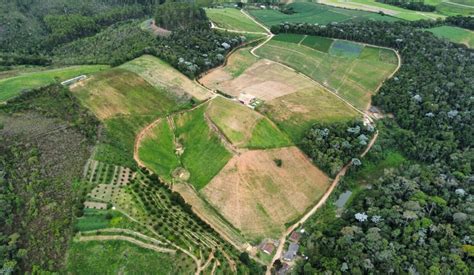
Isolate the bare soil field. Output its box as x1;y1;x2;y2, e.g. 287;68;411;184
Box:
202;147;330;240
200;59;313;101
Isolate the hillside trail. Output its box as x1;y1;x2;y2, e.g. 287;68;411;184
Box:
266;130;380;274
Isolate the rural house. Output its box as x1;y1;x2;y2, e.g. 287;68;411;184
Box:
283;243;299;261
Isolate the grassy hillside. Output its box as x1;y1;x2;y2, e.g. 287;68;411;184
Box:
138;119;180;182
256;34;399;110
427;25;474;48
206;97;291;149
174;104;232;189
248;2;399;27
66;240;182;274
206;8;266;33
71;68;180;120
120;55;212;101
0;65;108;102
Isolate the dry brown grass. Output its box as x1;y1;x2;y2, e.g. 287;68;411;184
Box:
202;147;330;240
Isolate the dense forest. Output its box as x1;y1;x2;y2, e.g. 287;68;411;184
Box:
272;18;473;273
0;0;244;78
375;0;436;12
0;85;99;273
301;121;374;177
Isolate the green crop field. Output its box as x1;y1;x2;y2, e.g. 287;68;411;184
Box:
174;104;232;189
66;240;180;274
139;119;180;182
256;35;398;110
329;40;365;58
427;26;474;48
248;2;399;27
206;8;266;33
0;65;108;102
301;35;334;53
206;97;291;149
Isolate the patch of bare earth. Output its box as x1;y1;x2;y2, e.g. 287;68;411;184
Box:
200;59;313;101
202;147;330;239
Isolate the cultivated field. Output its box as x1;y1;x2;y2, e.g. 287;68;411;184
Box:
206;96;291;149
259;87;360;141
173;104;232;189
201;58;314;101
0;65;108;102
206;8;266;33
256;35;399;110
318;0;446;20
138;119;180;182
202;147;331;240
120;55;212;101
71;68;179;120
427;26;474;48
248;2;398;27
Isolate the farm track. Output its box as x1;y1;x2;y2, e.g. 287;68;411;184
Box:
266;130;380;274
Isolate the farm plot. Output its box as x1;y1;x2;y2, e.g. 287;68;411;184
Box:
206;8;266;33
0;65;108;102
201;58;314;101
71;68;180;120
173;104;233;190
138;119;180;182
259;87;360;141
248;2;398;27
120;55;212;101
427;26;474;48
206;96;291;149
256;36;399;110
202;147;331;240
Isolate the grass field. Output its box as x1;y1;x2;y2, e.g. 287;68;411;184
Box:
319;0;446;20
138;119;180;182
248;2;399;27
0;65;108;102
221;47;259;78
259;87;360;141
66;240;179;274
71;68;180;120
120;55;212;101
206;8;266;33
256;35;399;110
174;104;232;189
203;147;331;240
206;97;291;148
427;26;474;48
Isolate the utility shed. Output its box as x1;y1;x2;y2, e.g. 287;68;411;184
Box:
283;243;299;261
335;190;352;208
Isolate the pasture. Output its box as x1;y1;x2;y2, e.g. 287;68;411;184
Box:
70;68;179;120
427;26;474;48
120;55;212;101
138;119;180;182
206;96;291;148
206;8;266;33
256;36;399;110
248;2;398;27
173;104;232;189
0;65;108;102
202;147;330;240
